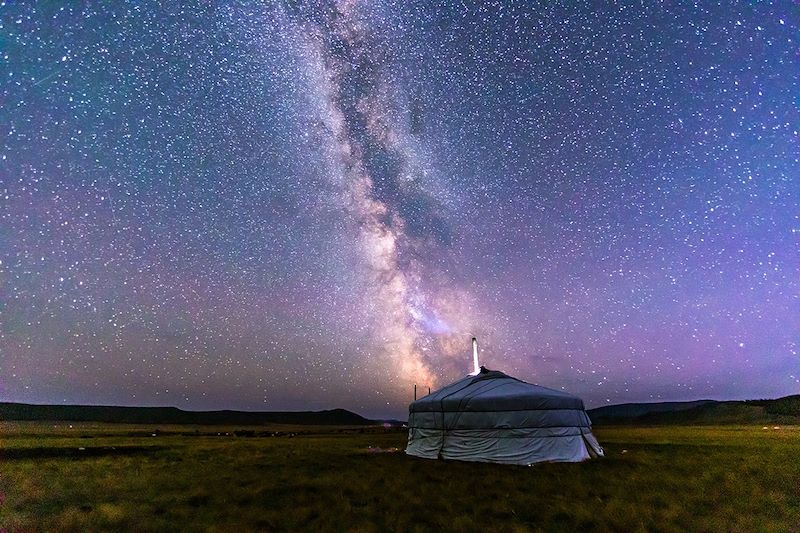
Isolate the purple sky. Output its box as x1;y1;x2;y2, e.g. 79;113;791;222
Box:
2;1;798;418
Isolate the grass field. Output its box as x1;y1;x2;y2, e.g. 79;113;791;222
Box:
0;422;798;532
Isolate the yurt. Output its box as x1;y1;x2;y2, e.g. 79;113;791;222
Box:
406;341;603;465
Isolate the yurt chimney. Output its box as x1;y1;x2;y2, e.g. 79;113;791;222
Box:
471;337;480;375
414;384;417;401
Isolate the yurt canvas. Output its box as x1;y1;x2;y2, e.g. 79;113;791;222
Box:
406;366;603;465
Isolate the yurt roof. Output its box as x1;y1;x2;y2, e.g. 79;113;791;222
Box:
410;368;585;412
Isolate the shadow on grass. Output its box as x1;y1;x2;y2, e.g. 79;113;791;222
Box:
0;446;165;460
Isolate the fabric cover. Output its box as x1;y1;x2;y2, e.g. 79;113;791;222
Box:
406;369;603;465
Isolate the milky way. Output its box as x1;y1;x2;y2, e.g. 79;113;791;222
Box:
286;2;485;391
1;1;798;417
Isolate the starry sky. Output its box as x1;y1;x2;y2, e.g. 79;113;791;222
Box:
2;1;798;418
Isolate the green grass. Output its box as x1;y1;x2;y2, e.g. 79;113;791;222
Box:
1;423;798;531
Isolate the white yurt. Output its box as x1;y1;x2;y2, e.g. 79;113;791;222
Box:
406;341;603;465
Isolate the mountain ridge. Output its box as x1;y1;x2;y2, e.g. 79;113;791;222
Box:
2;394;798;426
588;395;800;425
0;402;375;426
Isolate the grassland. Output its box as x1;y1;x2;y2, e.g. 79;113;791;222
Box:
1;422;798;532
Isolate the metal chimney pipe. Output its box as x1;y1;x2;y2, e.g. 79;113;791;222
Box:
472;337;480;375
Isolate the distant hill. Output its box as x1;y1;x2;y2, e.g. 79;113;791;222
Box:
4;395;798;427
589;395;800;426
0;403;374;426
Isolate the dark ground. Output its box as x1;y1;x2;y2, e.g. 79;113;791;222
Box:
1;423;798;531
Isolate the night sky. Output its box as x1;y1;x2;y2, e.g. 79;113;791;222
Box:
2;1;798;418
